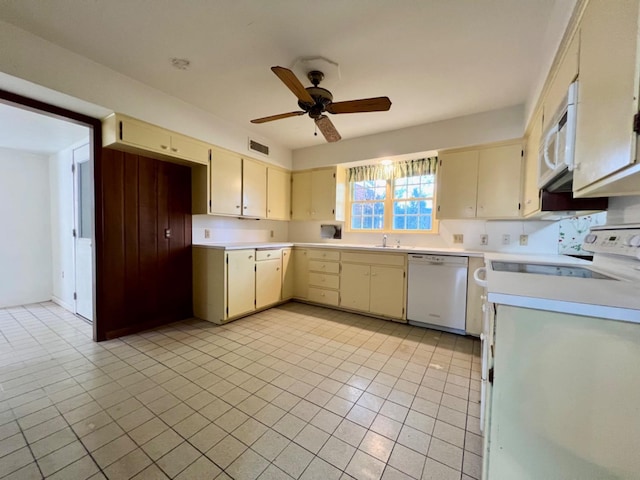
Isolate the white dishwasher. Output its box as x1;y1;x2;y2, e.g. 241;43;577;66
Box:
407;254;468;334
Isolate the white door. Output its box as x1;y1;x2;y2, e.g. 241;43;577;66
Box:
73;144;93;321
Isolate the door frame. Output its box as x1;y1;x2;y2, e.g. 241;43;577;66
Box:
0;88;104;341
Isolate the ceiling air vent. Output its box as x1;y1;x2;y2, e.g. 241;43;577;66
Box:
249;138;269;156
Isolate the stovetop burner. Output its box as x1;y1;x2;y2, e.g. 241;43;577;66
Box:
491;261;618;280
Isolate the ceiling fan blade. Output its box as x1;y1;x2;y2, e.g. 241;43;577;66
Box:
327;96;392;114
271;66;315;105
315;115;342;143
250;111;305;124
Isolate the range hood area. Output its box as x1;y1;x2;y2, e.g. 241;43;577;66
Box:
536;190;608;220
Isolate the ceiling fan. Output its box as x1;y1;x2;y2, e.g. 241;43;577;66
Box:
251;66;392;143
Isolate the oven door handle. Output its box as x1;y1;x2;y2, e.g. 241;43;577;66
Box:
473;267;488;288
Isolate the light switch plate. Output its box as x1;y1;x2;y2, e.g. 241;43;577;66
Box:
519;234;528;246
453;234;464;244
480;234;488;245
502;234;511;245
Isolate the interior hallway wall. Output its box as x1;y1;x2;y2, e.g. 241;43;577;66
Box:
0;147;52;307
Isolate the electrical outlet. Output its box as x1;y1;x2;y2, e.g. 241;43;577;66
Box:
204;229;210;239
453;234;464;244
519;234;528;246
480;234;488;245
502;234;511;245
270;230;274;238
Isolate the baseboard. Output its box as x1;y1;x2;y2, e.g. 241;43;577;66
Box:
51;296;74;313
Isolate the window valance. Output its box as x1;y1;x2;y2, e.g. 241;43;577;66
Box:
347;157;438;183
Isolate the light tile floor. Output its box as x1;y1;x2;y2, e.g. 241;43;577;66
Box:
0;302;482;480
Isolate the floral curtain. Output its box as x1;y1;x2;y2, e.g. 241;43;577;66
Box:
347;157;438;182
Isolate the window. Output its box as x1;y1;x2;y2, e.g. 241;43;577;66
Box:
347;158;437;232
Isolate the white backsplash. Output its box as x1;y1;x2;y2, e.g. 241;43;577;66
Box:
606;196;640;225
192;215;289;244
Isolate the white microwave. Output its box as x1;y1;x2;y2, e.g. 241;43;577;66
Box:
538;80;578;190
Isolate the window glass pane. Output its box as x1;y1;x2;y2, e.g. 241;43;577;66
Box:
352;204;362;216
373;215;384;229
406;216;418;230
393;216;405;230
419;216;432;230
363;217;373;229
374;202;384;215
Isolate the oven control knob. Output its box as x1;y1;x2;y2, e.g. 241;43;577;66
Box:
584;234;598;244
626;234;640;247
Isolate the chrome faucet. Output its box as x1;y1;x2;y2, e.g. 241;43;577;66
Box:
382;234;387;247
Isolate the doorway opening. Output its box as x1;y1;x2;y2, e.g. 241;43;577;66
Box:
0;88;101;338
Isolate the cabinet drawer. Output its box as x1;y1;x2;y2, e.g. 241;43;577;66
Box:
308;260;340;274
308;272;339;289
256;249;282;261
308;287;339;306
341;251;406;266
307;249;340;261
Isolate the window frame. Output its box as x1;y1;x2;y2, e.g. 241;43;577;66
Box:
346;174;438;234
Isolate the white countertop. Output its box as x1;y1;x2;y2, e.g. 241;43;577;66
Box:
193;242;484;256
483;253;640;323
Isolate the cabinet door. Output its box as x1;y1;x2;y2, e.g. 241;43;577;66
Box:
243;158;267;218
523;109;543;216
340;263;370;312
574;0;640;192
256;259;281;309
267;168;291;220
437;151;479;218
369;266;405;319
170;133;210;165
311;168;337;220
281;248;294;300
211;149;242;215
120;118;171;153
543;33;579;132
477;144;522;218
226;250;255;318
292;249;309;299
291;171;312;220
465;257;485;336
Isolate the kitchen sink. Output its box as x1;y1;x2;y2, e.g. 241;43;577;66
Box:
371;244;402;249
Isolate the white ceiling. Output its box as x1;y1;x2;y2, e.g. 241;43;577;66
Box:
0;103;89;155
0;0;564;150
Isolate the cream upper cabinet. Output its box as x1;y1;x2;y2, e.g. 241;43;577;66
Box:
291;167;346;221
210;148;267;218
523;108;544;217
292;249;309;299
103;113;209;166
291;171;312;221
543;33;579;132
267;168;291;220
226;250;256;318
243;158;267;218
573;0;640;196
210;148;243;215
281;248;294;300
438;142;522;219
436;150;479;219
477;143;523;218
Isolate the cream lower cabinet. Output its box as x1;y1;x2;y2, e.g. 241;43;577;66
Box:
193;247;256;324
465;257;485;336
255;249;282;309
340;252;406;320
292;249;309;299
281;248;294;300
307;249;340;306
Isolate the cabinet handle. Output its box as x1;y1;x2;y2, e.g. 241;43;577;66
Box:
248;255;253;259
171;147;178;152
267;253;271;257
276;267;280;271
236;205;240;209
244;206;248;209
160;144;168;150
